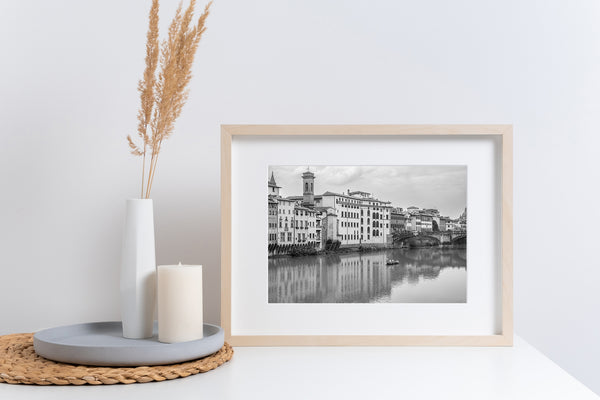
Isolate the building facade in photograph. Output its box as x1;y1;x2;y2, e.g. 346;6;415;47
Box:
268;170;393;250
276;197;296;245
268;197;278;244
269;172;321;249
391;205;466;234
390;208;407;232
315;190;392;246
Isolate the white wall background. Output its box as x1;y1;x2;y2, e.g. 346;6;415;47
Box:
1;0;599;394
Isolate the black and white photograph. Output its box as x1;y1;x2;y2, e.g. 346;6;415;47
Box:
268;165;467;303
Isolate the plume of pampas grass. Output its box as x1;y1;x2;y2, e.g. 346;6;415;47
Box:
127;0;211;198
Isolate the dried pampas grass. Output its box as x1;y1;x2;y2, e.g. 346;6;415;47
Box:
127;0;212;198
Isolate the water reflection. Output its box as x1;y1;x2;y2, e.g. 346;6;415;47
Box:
268;248;466;303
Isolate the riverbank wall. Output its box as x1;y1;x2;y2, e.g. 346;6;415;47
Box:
268;242;465;259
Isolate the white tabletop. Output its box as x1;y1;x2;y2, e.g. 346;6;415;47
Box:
0;336;596;400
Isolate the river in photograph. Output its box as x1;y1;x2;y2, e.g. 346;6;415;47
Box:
268;248;466;303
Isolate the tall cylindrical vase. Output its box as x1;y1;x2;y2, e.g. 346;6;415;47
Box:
120;199;156;339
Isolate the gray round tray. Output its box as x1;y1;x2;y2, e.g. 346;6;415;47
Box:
33;321;224;367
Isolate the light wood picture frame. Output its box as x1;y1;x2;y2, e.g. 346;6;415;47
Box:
221;125;513;346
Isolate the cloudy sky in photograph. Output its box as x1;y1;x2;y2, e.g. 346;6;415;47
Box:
268;165;467;218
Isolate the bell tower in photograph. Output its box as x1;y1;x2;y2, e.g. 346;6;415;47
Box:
302;169;315;207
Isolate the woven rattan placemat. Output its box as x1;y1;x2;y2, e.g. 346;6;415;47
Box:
0;333;233;385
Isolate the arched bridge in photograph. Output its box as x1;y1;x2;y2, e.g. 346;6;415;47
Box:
392;231;467;246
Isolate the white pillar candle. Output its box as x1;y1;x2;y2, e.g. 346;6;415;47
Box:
157;263;203;343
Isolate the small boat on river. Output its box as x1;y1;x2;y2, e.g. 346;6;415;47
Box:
386;260;399;266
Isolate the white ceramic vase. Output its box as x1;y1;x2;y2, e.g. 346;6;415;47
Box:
120;199;156;339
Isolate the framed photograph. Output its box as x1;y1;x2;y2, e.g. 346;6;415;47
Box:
221;125;512;346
